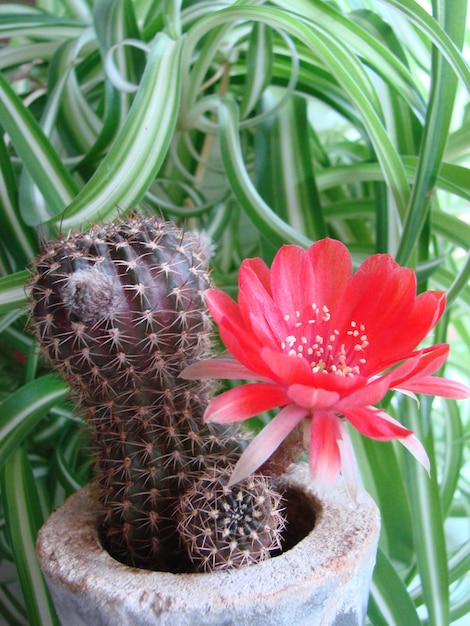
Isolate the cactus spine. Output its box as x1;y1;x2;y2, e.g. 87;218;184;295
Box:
30;216;285;572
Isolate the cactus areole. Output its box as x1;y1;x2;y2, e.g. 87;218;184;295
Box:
30;216;288;573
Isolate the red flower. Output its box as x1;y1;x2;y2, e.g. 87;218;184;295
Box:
182;239;470;494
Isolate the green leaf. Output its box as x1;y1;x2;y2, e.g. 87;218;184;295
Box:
439;400;464;516
0;13;85;42
219;98;311;249
53;428;88;495
431;211;470;252
16;37;96;226
57;32;184;228
381;0;470;92
0;375;69;473
45;34;102;158
395;0;468;265
0;447;60;626
449;583;470;624
412;540;470;611
186;5;412;220
0;134;37;268
271;0;425;114
0;308;24;335
0;72;79;225
316;160;470;203
94;0;145;86
448;542;470;590
254;89;327;241
92;0;146;118
368;548;421;626
349;429;414;566
239;22;273;119
402;397;450;626
0;581;27;626
446;252;470;307
0;271;29;315
0;41;59;73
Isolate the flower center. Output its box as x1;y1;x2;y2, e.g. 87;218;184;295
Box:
280;304;368;377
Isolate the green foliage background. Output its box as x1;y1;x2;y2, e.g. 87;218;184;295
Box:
0;1;469;624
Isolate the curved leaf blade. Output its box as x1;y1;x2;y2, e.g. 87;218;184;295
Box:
0;73;79;224
0;447;60;626
58;32;184;228
219;98;312;249
0;271;29;315
0;375;69;473
255;89;327;240
368;548;421;626
402;397;450;626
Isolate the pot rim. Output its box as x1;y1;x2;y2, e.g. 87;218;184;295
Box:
37;463;380;610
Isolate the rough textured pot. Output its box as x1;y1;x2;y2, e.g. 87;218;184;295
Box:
37;465;380;626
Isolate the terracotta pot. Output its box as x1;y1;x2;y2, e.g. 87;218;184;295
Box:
37;465;380;626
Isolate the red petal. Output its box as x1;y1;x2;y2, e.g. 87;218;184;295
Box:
334;255;418;369
306;238;353;316
344;254;416;322
337;422;358;499
365;291;447;373
389;344;449;386
261;347;315;386
343;406;412;440
180;359;264;381
205;288;242;326
309;411;342;495
261;347;368;394
240;257;272;294
399;433;430;474
353;410;430;473
396;376;470;399
397;290;446;348
206;289;271;375
287;383;340;409
227;405;308;486
206;293;275;379
238;264;285;348
335;374;391;410
270;245;315;318
218;323;276;380
204;383;290;423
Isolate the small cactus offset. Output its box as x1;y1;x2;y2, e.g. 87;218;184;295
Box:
30;215;285;572
177;467;285;572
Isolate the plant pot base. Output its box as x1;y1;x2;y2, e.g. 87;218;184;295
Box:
37;465;380;625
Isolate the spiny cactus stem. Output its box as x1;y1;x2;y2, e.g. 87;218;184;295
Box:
30;215;286;572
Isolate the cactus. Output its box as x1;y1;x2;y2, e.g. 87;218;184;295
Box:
177;467;285;572
30;215;285;572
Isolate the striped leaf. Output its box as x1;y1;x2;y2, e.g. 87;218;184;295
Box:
368;548;421;626
0;72;79;224
219;98;312;248
58;32;184;228
0;271;29;316
254;89;327;241
402;397;450;626
0;135;37;267
0;375;69;473
0;447;60;626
